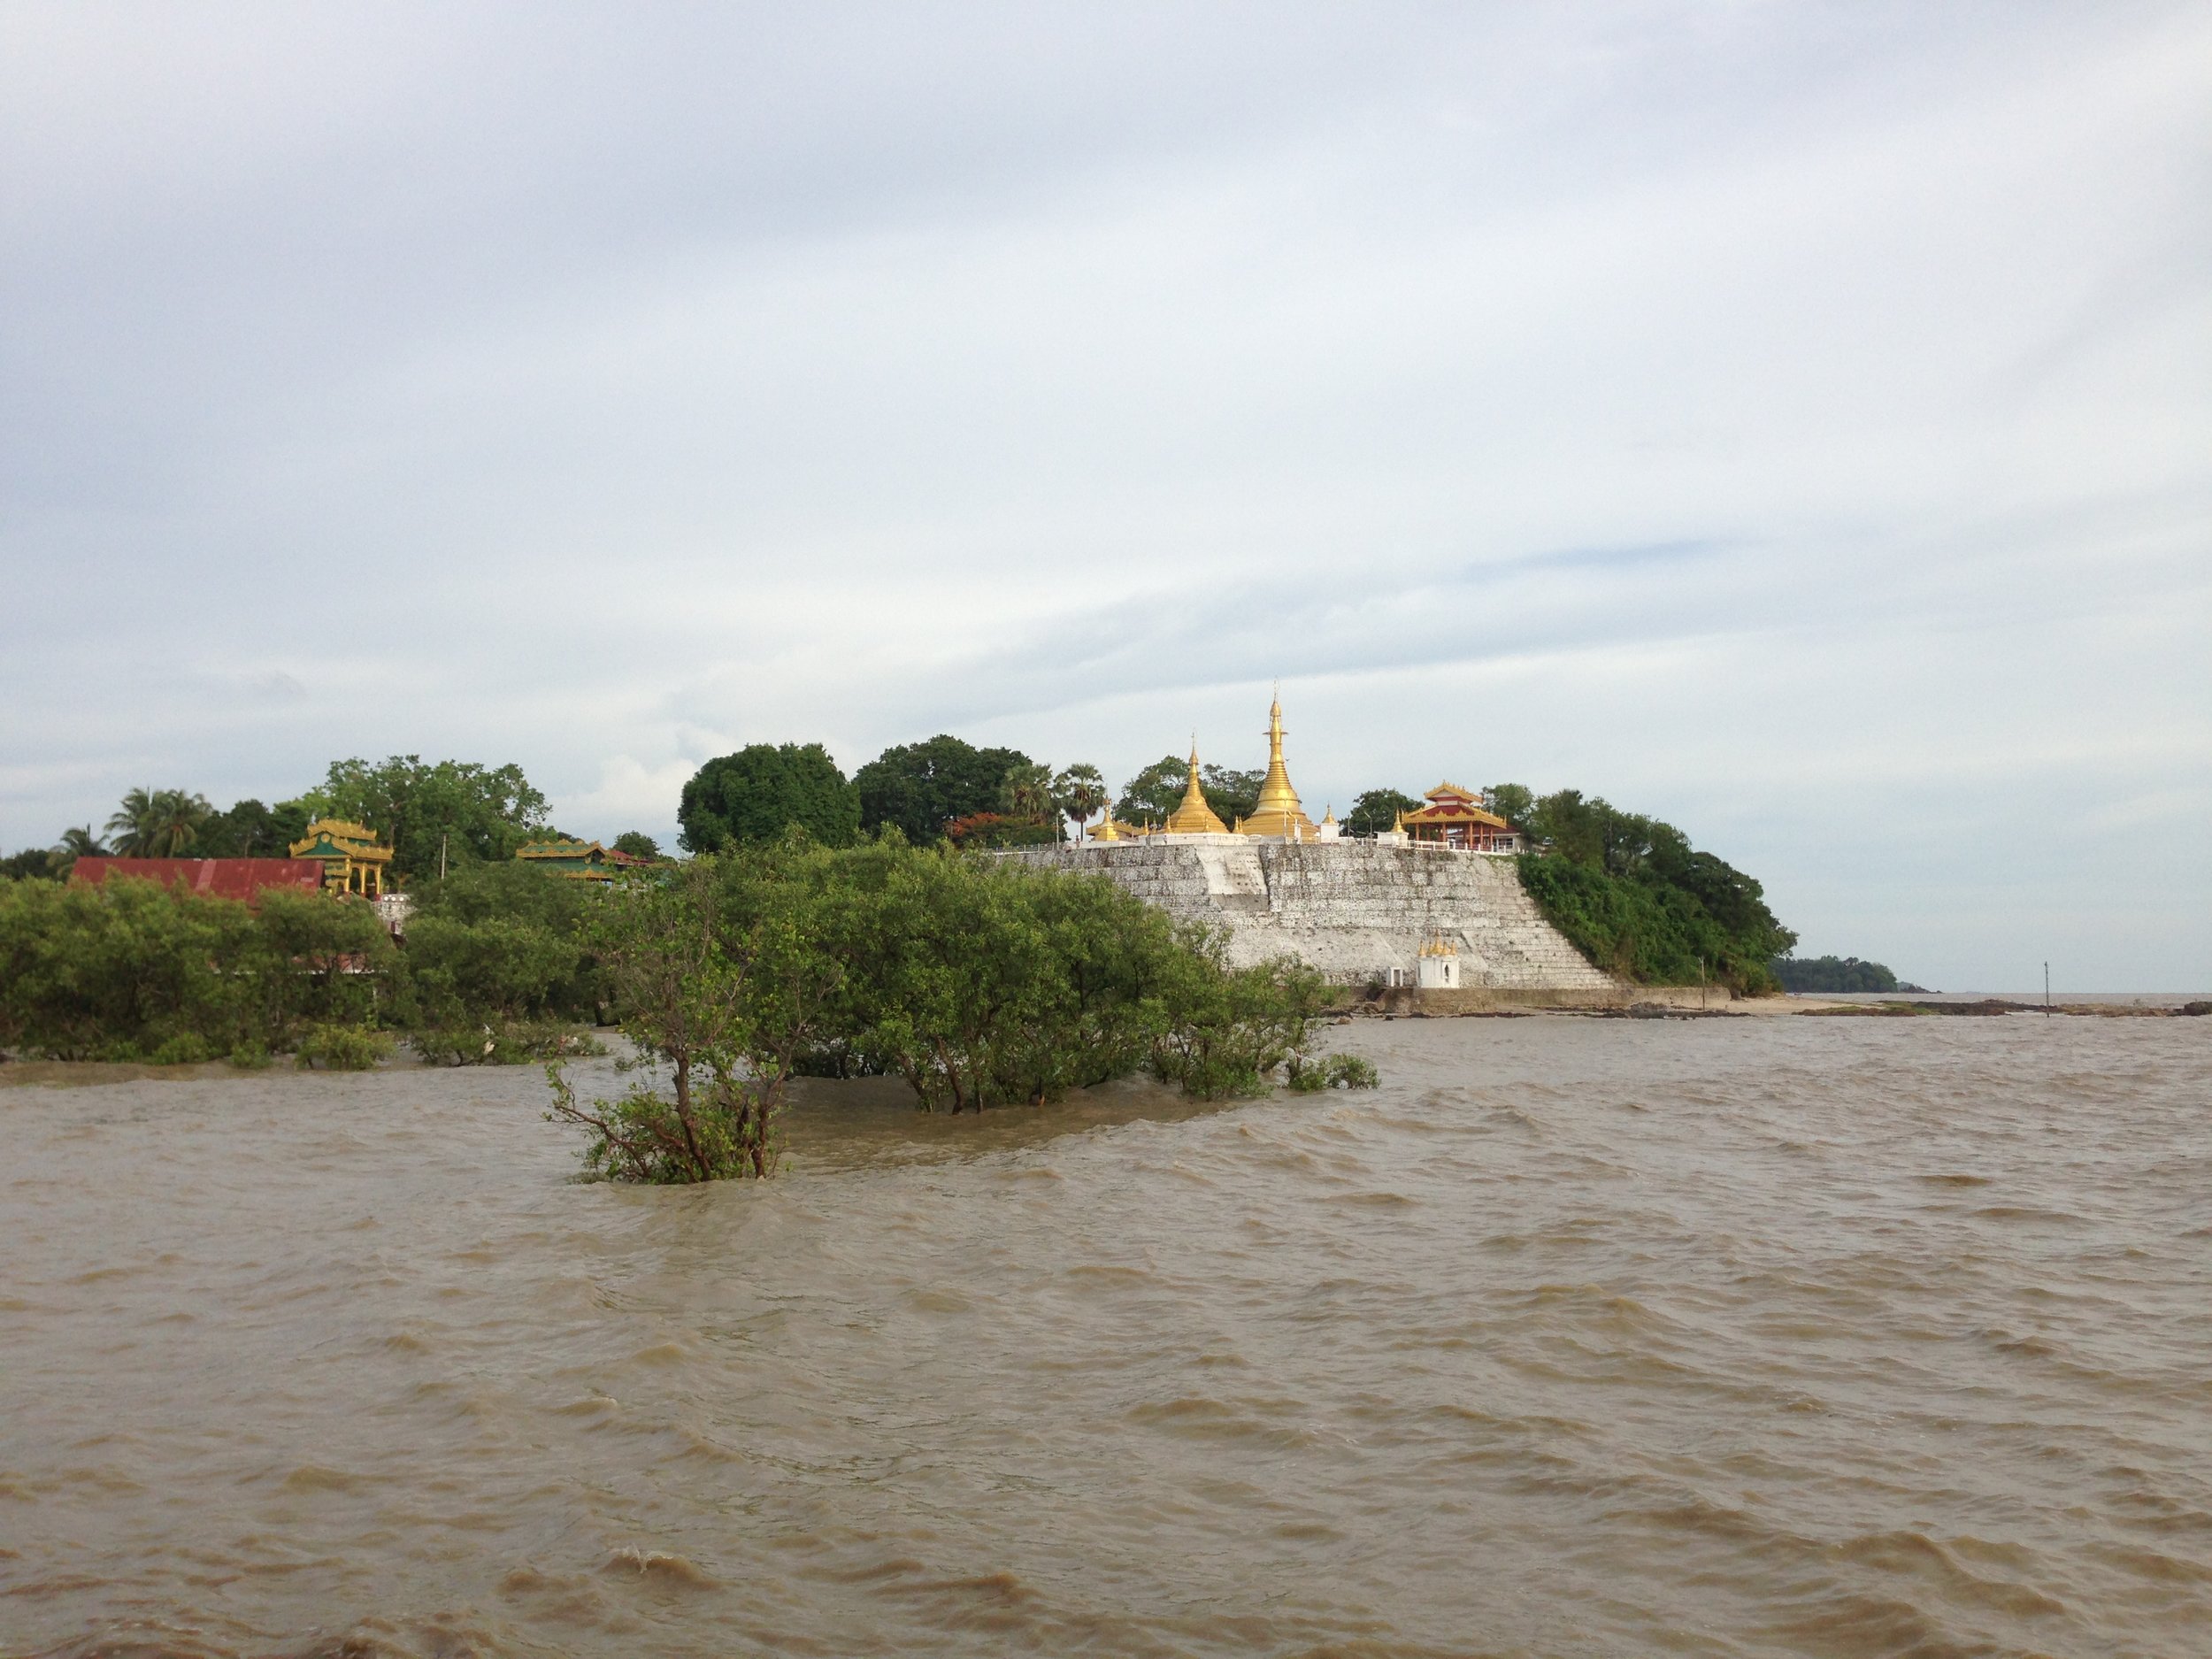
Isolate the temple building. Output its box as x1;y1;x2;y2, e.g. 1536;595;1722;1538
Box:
288;819;394;897
1398;783;1521;853
515;838;651;882
1236;697;1317;840
1416;933;1462;988
1092;701;1329;844
1163;741;1230;834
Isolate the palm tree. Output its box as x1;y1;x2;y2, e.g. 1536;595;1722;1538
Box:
56;826;107;857
996;762;1058;824
1051;764;1110;841
106;787;212;856
105;787;154;852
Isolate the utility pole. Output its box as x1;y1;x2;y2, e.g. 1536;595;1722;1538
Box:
2044;961;2051;1017
440;833;448;881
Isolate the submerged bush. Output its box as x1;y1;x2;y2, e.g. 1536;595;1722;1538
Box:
397;863;605;1049
1286;1052;1380;1093
544;838;1353;1182
413;1019;605;1066
546;856;830;1182
0;875;396;1061
295;1023;393;1071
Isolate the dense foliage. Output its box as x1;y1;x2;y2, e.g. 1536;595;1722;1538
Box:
0;848;65;881
1345;788;1420;835
1117;756;1263;827
0;864;603;1067
944;811;1062;849
0;876;396;1063
1771;955;1910;993
547;856;833;1182
398;863;606;1063
194;798;311;858
546;838;1337;1180
1494;787;1795;993
855;735;1032;842
302;755;551;880
679;741;860;853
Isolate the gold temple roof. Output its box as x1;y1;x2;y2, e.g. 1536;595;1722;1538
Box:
1404;782;1509;830
1164;741;1228;834
289;818;392;863
1240;695;1316;840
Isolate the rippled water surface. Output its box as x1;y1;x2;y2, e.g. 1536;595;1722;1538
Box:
5;1016;2209;1657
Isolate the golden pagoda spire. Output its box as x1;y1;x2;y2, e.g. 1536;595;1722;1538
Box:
1241;690;1317;839
1163;734;1229;834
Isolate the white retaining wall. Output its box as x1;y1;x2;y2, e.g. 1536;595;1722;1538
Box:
1009;839;1620;991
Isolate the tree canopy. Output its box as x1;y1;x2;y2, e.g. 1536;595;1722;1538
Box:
194;798;311;859
1346;788;1420;835
1493;784;1796;993
1771;955;1911;993
105;788;213;856
1117;757;1261;828
855;735;1031;843
302;756;550;882
1051;764;1110;830
679;742;860;853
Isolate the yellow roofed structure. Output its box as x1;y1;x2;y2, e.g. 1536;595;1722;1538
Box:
1240;695;1317;840
1163;741;1229;834
288;818;393;897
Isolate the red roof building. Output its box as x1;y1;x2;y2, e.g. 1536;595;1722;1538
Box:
1398;784;1522;853
70;858;329;903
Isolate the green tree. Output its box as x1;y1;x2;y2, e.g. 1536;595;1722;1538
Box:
1771;955;1902;994
1117;756;1259;827
679;742;859;853
996;760;1058;823
1051;764;1110;835
1484;783;1535;832
105;787;214;856
398;859;605;1057
855;735;1031;843
1509;787;1795;993
612;831;661;859
0;875;393;1062
196;798;311;858
58;826;107;857
305;757;549;881
788;839;1333;1113
1200;765;1263;826
240;887;396;1041
545;852;839;1181
1345;788;1420;836
1117;755;1192;827
0;849;63;881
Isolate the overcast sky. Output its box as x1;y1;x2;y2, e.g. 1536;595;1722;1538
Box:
3;2;2207;989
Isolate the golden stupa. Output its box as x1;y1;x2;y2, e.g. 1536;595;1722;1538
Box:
1163;739;1230;834
1240;695;1317;840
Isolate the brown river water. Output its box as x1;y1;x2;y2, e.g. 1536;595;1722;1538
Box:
4;1015;2208;1657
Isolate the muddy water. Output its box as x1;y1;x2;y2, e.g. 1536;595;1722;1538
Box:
4;1016;2208;1657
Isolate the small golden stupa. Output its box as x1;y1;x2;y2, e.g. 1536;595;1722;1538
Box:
1240;695;1317;840
1163;739;1229;834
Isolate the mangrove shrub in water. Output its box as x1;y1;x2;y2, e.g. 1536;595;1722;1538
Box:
545;853;840;1182
0;876;396;1063
547;838;1336;1182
